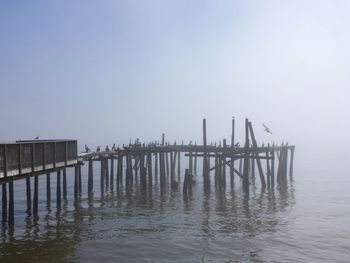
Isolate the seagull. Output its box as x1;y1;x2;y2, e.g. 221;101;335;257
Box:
34;136;39;140
96;146;101;152
234;142;240;148
262;124;272;134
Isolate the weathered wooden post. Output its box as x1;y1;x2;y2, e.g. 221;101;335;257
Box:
63;167;67;200
248;122;266;188
100;159;105;191
88;159;93;193
202;118;210;191
74;165;78;197
154;152;158;184
33;175;39;216
271;147;275;186
110;157;114;189
242;118;250;190
2;184;7;222
147;152;152;187
57;170;61;208
46;173;51;202
105;158;109;188
222;139;227;189
26;175;31;214
230;117;235;187
177;151;181;183
289;146;295;178
8;181;14;225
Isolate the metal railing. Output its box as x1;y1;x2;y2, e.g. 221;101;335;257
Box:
0;140;77;178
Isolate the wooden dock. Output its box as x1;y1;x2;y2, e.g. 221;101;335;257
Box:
0;118;295;225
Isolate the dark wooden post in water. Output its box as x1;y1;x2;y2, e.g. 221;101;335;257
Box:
271;147;275;186
154;153;158;185
248;122;266;188
8;181;14;225
100;159;105;191
242;119;250;189
63;168;67;200
105;158;109;188
202;119;210;191
74;165;79;197
26;175;31;214
46;173;51;202
177;151;181;183
56;170;61;208
33;175;39;216
147;152;152;187
88;159;93;193
182;169;192;195
222;139;227;188
230;117;235;187
2;184;7;222
110;157;114;189
289;146;295;178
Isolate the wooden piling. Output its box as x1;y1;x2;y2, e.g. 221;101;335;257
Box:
33;175;39;216
230;117;235;186
202;118;210;190
271;148;275;186
222;139;227;188
2;184;7;222
147;153;152;187
57;170;61;207
26;175;31;213
100;159;105;190
289;146;295;178
74;165;79;197
88;159;93;193
110;157;114;189
242;119;250;189
177;151;181;183
63;168;67;200
46;173;51;202
248;122;266;188
154;153;158;184
8;181;14;225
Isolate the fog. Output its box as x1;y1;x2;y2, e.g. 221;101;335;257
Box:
1;0;350;151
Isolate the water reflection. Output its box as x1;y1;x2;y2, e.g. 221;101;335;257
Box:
0;176;295;262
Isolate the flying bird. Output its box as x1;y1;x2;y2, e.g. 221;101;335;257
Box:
262;124;272;134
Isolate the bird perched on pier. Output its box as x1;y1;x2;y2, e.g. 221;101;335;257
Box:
34;136;39;140
234;142;240;148
262;124;272;134
96;146;100;152
112;143;116;151
85;144;91;152
105;145;110;151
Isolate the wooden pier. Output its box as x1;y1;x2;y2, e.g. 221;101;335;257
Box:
0;118;295;225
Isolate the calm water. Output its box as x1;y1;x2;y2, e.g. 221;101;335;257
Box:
1;146;349;262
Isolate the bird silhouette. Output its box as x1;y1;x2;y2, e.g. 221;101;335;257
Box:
34;136;39;140
262;124;272;134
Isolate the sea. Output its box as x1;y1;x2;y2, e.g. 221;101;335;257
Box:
0;144;349;262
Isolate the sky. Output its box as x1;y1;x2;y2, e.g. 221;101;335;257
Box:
1;0;350;151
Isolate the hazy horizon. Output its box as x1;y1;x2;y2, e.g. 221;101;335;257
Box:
1;0;350;150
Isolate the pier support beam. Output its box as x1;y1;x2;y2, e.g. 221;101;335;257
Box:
57;170;61;208
8;181;14;225
26;175;31;214
33;175;39;217
2;184;7;222
46;173;51;203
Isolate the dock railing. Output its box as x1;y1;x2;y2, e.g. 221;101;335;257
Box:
0;140;77;180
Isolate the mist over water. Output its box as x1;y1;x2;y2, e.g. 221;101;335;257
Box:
1;145;349;263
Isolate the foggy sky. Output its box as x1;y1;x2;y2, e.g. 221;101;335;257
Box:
1;0;350;150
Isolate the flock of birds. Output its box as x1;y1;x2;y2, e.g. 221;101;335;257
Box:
82;124;273;154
